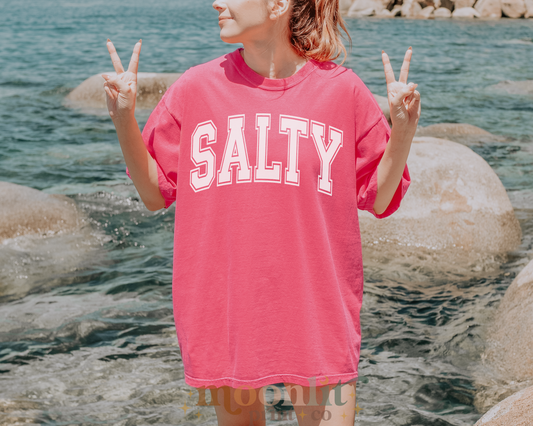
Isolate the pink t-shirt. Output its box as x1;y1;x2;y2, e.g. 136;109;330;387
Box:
126;48;410;390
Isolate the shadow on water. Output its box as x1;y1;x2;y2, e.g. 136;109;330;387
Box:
0;0;532;425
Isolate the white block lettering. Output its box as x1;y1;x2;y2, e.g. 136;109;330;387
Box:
311;121;343;196
279;115;309;186
218;115;253;186
254;114;282;183
190;121;217;192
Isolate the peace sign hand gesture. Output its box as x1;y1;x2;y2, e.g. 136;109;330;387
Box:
102;39;142;121
382;47;421;139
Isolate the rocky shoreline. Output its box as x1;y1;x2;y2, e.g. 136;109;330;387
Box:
341;0;533;19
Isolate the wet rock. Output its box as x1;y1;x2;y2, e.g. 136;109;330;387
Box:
434;6;453;15
401;0;424;16
417;5;436;17
501;0;527;16
65;72;182;110
488;80;533;95
473;260;533;415
474;385;533;426
372;94;391;124
0;181;82;242
415;123;507;145
475;0;503;17
359;137;521;264
452;6;482;16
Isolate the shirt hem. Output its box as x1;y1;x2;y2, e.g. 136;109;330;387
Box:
184;371;359;389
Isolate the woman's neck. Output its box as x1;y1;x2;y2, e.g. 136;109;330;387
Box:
240;38;308;80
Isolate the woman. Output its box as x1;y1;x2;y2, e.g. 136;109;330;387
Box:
102;0;420;424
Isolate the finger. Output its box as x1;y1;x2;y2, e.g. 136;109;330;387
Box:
381;51;396;86
104;84;116;101
106;39;125;74
391;83;417;107
398;47;412;85
407;90;420;110
103;73;130;93
127;39;142;74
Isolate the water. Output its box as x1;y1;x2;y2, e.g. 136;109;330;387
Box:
0;0;532;424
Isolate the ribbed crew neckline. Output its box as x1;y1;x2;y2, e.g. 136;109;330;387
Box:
230;48;318;91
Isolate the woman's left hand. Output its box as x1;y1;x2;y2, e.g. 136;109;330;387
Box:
381;47;421;139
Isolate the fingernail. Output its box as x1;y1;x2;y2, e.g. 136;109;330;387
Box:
408;46;412;50
139;39;142;43
382;50;385;54
107;38;110;42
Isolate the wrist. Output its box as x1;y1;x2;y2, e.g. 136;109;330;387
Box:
390;125;414;143
111;111;137;128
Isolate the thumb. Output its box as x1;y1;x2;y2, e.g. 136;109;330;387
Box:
102;73;130;93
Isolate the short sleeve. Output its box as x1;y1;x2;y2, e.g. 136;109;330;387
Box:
125;76;187;209
353;76;410;219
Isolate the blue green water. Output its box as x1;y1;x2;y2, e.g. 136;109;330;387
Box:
0;0;532;424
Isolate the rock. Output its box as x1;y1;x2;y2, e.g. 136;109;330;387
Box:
454;0;476;7
358;137;521;266
372;94;391;124
433;0;442;7
452;6;482;16
391;5;403;14
376;8;395;16
526;0;533;16
340;0;354;12
488;80;533;95
440;0;456;9
474;386;533;426
415;123;507;145
0;181;82;242
65;72;182;110
473;260;533;416
348;0;385;14
501;0;527;16
417;5;435;17
475;0;503;17
434;6;453;15
401;0;424;16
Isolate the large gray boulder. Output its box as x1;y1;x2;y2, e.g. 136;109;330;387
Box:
65;72;182;110
359;137;521;270
473;259;533;415
475;0;503;17
0;181;82;242
415;123;507;145
501;0;527;16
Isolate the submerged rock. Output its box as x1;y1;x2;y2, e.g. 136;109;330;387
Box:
415;123;507;145
474;385;533;426
359;137;521;269
488;80;533;95
65;72;182;110
0;181;82;242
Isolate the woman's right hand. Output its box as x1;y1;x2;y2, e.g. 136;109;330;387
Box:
102;39;142;121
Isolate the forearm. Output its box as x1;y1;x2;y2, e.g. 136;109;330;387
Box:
113;114;166;211
373;126;412;215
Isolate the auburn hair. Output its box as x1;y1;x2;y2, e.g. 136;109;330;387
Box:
288;0;352;64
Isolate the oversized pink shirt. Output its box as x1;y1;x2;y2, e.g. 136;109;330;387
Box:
126;48;410;389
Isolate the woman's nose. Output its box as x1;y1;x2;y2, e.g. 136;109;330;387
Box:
212;0;225;12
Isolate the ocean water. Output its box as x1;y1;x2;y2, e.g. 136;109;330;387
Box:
0;0;532;425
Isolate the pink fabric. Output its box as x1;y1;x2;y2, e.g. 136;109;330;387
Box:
126;48;410;389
